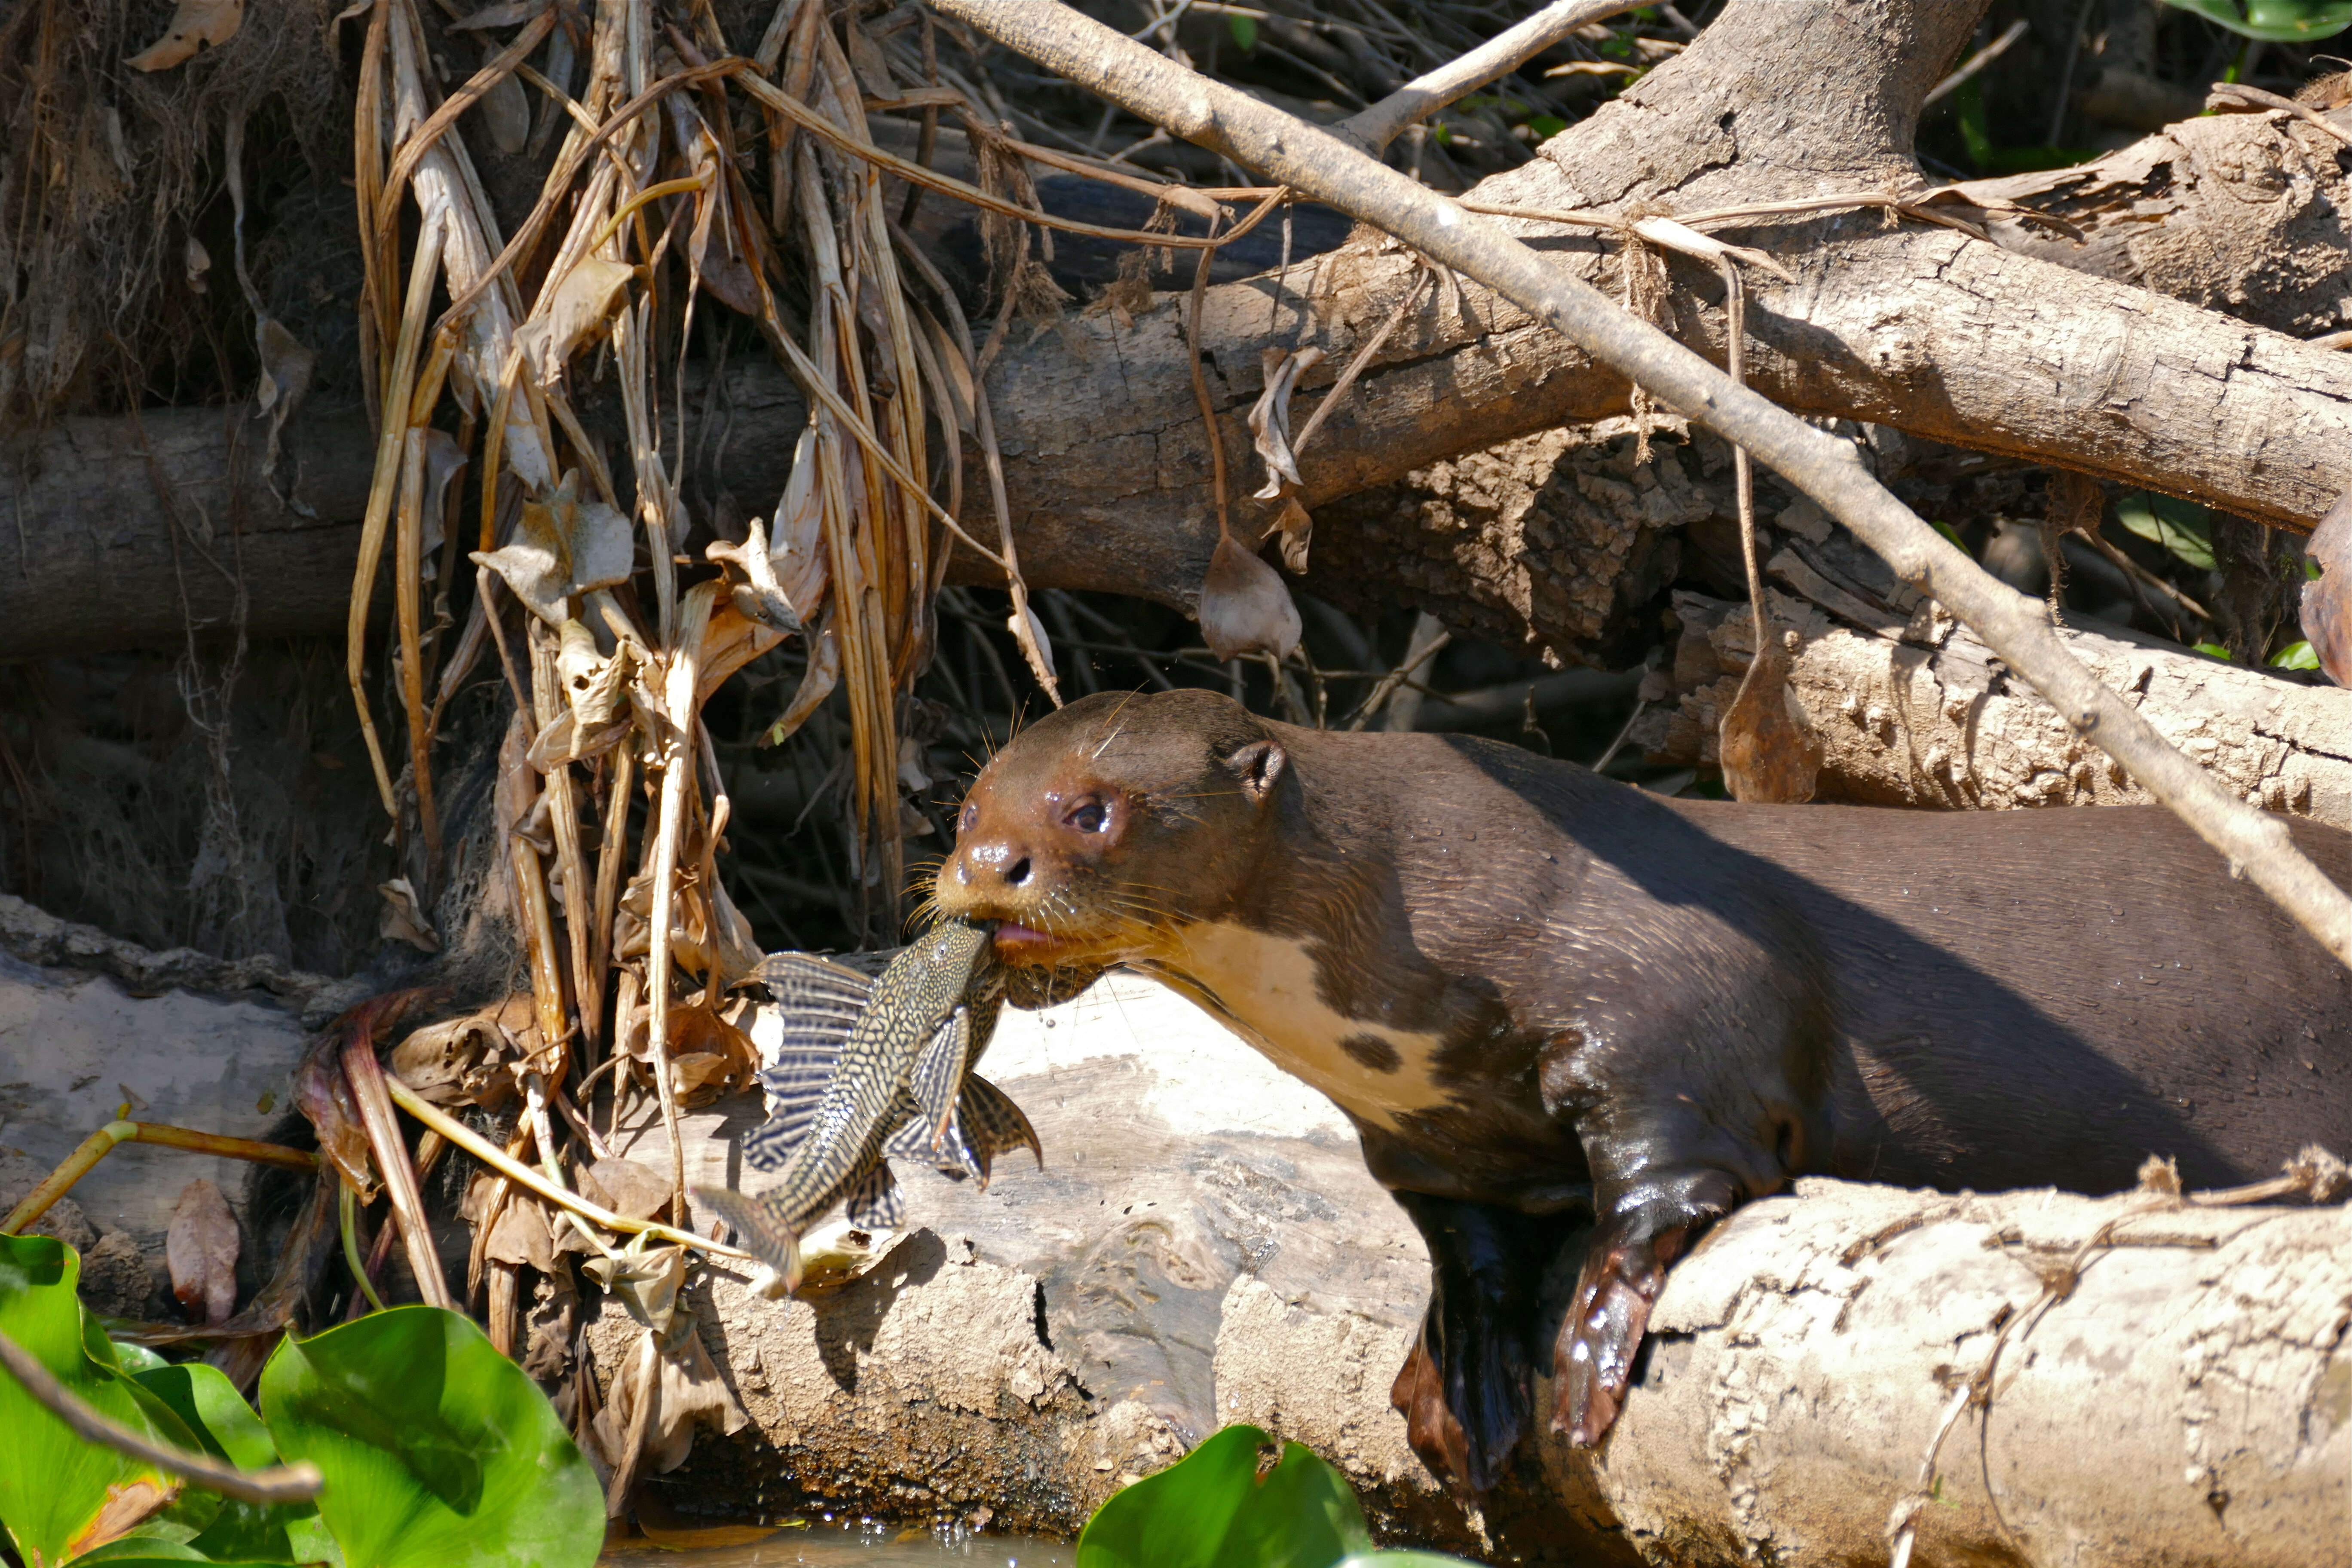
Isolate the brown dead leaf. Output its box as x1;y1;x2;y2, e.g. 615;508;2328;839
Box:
1718;632;1821;803
577;1157;672;1222
1006;593;1060;694
471;469;636;625
294;1040;376;1201
377;877;442;953
762;619;841;747
184;235;211;294
1272;496;1314;574
516;259;635;386
127;0;244;71
483;1193;557;1273
253;316;316;486
707;516;807;635
1247;346;1326;501
2299;484;2352;687
167;1178;239;1326
1198;536;1302;662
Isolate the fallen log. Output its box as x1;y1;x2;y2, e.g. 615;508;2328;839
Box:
601;973;2352;1566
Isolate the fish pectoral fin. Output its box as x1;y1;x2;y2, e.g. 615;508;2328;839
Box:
959;1073;1044;1186
910;1007;976;1147
842;1160;906;1231
692;1184;805;1292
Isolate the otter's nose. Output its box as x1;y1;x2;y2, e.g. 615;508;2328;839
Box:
958;836;1033;890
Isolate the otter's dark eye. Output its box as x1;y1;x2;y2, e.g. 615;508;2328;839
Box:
1066;797;1107;833
959;802;977;834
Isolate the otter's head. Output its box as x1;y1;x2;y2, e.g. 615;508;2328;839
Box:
932;689;1289;968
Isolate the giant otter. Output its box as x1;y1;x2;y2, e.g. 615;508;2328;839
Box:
928;688;2352;1494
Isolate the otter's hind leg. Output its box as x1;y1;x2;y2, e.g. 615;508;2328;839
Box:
1388;1190;1550;1497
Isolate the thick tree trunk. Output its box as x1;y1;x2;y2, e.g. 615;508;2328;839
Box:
5;2;2348;664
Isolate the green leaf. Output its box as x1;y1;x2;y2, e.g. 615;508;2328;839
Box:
134;1363;307;1564
1226;13;1258;51
257;1305;600;1568
2195;641;2236;661
1076;1424;1373;1568
1525;114;1567;140
2272;640;2322;669
1335;1555;1483;1566
2115;492;2217;571
110;1342;172;1375
0;1234;201;1568
2162;0;2352;40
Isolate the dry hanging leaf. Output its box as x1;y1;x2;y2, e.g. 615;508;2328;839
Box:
1247;346;1327;501
167;1178;239;1326
762;620;840;747
415;429;469;576
1007;594;1059;690
707;517;805;634
2299;484;2352;686
516;258;635;386
1198;536;1302;662
1718;632;1821;803
378;876;442;952
253;316;317;485
770;426;830;615
184;234;211;293
477;42;531;154
471;470;636;624
128;0;244;70
294;1041;376;1201
1272;496;1314;574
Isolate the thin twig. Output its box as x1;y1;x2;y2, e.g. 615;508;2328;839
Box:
1335;0;1646;153
1923;19;2028;110
0;1329;324;1505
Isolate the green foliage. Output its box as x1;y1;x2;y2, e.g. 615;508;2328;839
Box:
1226;13;1258;52
0;1234;202;1568
259;1306;601;1568
2162;0;2352;40
0;1236;597;1568
2272;640;2322;669
1075;1424;1474;1568
2194;641;2237;661
2116;492;2217;571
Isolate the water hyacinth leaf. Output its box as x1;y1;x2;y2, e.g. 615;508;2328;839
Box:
0;1234;194;1565
133;1360;316;1564
1199;537;1302;662
126;0;245;71
2115;492;2216;571
1075;1423;1372;1568
257;1305;601;1568
2161;0;2352;39
2271;640;2321;670
469;471;635;625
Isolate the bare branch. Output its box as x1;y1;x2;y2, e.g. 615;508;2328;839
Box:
929;0;2352;971
1332;0;1647;153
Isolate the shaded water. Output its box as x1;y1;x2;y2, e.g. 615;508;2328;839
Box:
600;1519;1074;1567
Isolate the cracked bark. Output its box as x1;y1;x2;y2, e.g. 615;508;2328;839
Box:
5;2;2348;667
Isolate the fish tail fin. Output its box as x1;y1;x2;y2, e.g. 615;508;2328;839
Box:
692;1184;805;1294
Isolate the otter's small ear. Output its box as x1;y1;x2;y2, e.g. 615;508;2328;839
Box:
1225;738;1288;805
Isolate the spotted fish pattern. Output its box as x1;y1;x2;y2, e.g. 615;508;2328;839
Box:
693;920;1040;1288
